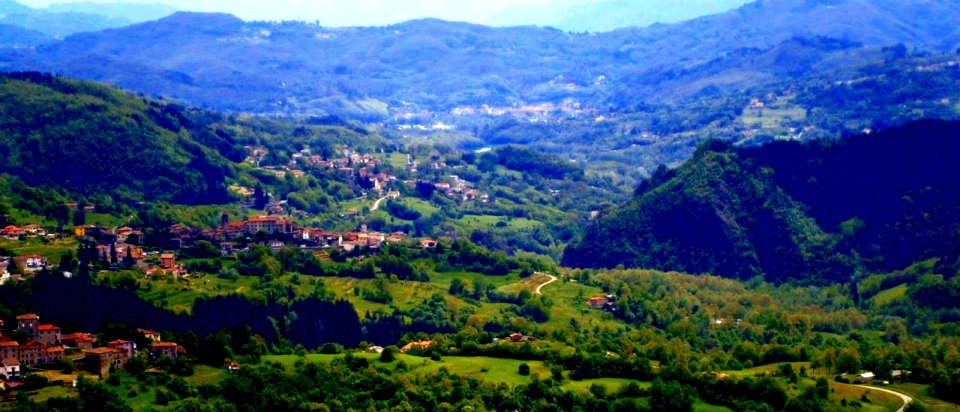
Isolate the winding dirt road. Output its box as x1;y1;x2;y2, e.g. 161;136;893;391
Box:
370;196;388;211
534;273;558;295
855;385;913;412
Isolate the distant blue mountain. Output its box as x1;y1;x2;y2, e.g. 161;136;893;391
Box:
43;2;176;23
0;0;176;38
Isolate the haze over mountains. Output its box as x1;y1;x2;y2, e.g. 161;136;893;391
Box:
491;0;751;32
0;0;174;39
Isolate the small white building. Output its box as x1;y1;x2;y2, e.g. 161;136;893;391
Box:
1;357;20;380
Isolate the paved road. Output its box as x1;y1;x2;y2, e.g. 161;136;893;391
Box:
370;196;388;211
534;273;558;295
855;385;913;412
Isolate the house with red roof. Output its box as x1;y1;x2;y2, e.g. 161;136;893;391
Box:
61;333;96;350
150;342;179;359
43;346;64;364
16;314;39;335
108;340;136;360
0;339;19;362
1;357;20;380
36;324;60;345
84;347;126;377
0;226;25;239
137;329;161;342
18;341;45;366
243;216;298;235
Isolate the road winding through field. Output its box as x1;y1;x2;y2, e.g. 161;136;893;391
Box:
855;385;913;412
370;196;388;211
534;273;558;295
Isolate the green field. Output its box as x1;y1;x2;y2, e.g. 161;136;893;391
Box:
263;353;646;389
185;365;229;386
871;284;908;306
104;272;262;314
740;106;807;129
830;382;905;412
888;383;960;412
0;237;79;261
456;214;544;230
560;377;649;394
692;401;736;412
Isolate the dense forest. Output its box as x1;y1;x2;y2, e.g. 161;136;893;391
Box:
564;120;960;284
0;72;237;206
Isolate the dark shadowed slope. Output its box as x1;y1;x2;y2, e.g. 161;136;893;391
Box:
563;120;960;284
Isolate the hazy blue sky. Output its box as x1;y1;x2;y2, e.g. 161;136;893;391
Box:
17;0;750;28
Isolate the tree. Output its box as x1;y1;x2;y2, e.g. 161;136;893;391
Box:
835;348;862;374
76;378;132;412
649;378;694;412
518;363;530;376
379;347;396;363
254;185;268;210
551;365;564;382
8;256;21;275
448;278;466;296
185;240;220;259
415;182;436;199
57;251;78;274
73;207;86;226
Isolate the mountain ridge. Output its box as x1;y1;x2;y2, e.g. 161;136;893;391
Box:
562;119;960;284
5;0;959;117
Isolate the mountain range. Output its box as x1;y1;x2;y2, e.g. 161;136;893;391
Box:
2;0;958;118
0;0;175;38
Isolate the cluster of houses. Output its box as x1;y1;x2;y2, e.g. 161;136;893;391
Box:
0;255;51;284
0;314;182;382
171;216;414;255
430;175;487;203
0;225;56;284
0;225;48;240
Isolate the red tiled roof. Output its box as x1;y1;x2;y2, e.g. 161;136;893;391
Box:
36;324;59;332
0;225;22;234
45;346;64;353
16;314;39;320
62;332;96;341
85;347;120;355
0;340;19;347
151;342;178;348
108;340;132;346
246;217;281;223
21;341;45;349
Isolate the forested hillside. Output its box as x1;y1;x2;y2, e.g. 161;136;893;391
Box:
563;120;960;284
0;72;238;205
